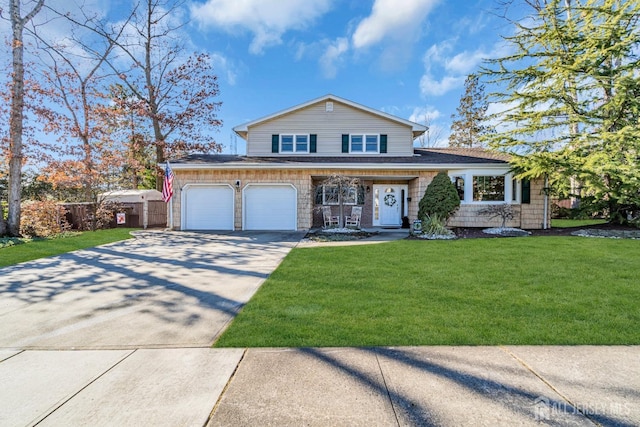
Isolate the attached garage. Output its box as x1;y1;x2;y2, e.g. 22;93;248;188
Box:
182;185;234;230
243;184;297;230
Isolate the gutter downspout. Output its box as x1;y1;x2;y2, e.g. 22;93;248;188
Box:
543;175;549;230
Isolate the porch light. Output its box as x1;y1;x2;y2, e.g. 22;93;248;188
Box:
235;180;241;190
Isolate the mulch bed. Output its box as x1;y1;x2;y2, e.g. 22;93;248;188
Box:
306;223;639;242
455;222;639;239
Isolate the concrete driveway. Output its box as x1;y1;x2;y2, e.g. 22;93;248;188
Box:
0;231;303;426
0;230;303;350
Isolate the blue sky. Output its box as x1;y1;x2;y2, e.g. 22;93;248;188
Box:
2;0;525;155
183;0;519;153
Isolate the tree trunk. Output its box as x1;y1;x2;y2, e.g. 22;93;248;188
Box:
8;1;25;237
8;0;44;237
0;202;7;236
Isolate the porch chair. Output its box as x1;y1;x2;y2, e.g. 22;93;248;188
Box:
345;206;362;228
322;206;339;228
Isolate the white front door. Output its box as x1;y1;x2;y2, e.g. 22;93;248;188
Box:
374;185;406;227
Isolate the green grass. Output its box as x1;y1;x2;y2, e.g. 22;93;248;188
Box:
215;237;640;347
0;228;136;267
552;218;608;228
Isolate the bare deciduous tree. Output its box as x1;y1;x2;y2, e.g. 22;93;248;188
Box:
2;0;45;236
316;175;361;228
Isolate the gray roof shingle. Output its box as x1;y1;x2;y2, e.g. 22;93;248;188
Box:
171;148;510;166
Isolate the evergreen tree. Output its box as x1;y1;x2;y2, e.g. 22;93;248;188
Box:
483;0;640;224
418;172;460;221
449;74;492;148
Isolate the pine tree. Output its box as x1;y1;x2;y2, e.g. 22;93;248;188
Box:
449;74;492;148
482;0;640;224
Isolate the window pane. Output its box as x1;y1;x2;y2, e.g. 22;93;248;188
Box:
454;177;465;200
324;185;339;205
281;135;293;152
473;176;505;201
323;184;358;205
345;187;357;205
296;135;308;152
351;135;363;152
365;135;378;152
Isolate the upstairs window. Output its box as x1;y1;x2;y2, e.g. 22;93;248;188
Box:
350;134;379;153
280;134;309;153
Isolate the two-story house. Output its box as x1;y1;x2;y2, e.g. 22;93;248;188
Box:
168;94;549;231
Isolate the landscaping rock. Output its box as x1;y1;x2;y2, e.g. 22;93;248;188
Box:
571;229;640;239
482;227;531;237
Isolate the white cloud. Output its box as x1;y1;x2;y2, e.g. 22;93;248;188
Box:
352;0;440;49
319;37;349;78
419;40;510;97
409;106;441;123
190;0;334;54
419;74;464;96
445;50;487;74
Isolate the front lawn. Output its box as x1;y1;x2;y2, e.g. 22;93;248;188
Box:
0;228;136;267
551;218;607;228
215;237;640;347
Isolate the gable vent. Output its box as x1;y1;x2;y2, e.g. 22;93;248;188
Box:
325;101;333;112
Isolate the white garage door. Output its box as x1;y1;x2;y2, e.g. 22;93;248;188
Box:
244;185;297;230
183;185;234;230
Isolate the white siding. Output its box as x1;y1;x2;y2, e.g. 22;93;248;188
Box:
246;100;414;157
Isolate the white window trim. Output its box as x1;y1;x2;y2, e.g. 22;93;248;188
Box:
321;184;359;206
349;133;379;154
280;133;310;154
448;170;516;204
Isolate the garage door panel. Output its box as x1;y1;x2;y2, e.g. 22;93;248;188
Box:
184;186;234;230
244;185;296;230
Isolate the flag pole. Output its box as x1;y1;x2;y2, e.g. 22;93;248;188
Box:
169;191;174;230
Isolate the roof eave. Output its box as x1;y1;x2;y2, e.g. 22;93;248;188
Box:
169;162;509;171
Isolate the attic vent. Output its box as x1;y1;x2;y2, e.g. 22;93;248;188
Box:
326;101;333;112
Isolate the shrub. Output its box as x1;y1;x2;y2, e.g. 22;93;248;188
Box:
422;214;454;236
478;203;515;228
20;200;70;237
418;171;460;222
94;201;123;230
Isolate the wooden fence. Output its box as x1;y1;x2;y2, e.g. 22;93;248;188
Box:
61;201;167;229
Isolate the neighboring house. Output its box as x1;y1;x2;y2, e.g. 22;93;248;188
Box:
168;94;549;231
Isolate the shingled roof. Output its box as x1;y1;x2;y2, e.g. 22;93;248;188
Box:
171;148;511;166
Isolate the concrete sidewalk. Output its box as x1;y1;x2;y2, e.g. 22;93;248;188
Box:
209;346;640;426
0;348;243;426
1;346;638;426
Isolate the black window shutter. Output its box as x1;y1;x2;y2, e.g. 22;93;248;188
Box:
342;134;349;153
380;134;387;153
310;134;317;153
271;134;279;153
522;179;531;204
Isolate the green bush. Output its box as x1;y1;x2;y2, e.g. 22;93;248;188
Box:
418;171;461;222
422;214;455;236
20;200;70;237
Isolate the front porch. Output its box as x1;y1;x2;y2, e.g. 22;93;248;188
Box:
311;176;425;229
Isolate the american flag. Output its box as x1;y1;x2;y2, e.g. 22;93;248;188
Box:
162;161;174;203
